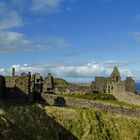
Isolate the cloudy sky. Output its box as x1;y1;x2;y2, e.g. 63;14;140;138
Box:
0;0;140;82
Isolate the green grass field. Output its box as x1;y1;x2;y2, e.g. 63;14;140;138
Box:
57;93;116;100
0;101;139;140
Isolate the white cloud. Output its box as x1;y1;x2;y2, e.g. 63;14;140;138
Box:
0;1;23;30
102;60;136;68
0;31;70;53
0;31;33;52
0;61;135;83
0;11;23;30
0;1;70;53
0;68;8;75
30;0;79;13
30;0;62;12
12;0;28;9
11;0;77;13
0;62;106;80
126;71;133;77
55;62;105;78
11;64;46;74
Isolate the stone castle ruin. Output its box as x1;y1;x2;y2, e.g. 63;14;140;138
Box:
0;66;140;105
91;67;140;105
91;67;135;94
0;68;55;103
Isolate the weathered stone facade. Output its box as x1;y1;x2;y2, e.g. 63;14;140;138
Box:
1;69;55;103
43;73;54;93
91;77;107;93
0;66;139;105
32;73;43;93
4;72;32;103
125;77;135;93
91;67;135;94
15;73;31;94
90;67;140;105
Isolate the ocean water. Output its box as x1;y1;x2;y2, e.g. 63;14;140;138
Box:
135;83;140;92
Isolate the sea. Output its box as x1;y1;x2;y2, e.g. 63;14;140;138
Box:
135;83;140;92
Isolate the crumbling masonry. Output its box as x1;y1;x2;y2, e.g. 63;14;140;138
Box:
91;67;140;106
91;67;135;94
0;68;54;103
0;66;138;105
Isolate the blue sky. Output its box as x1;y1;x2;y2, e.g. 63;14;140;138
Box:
0;0;140;82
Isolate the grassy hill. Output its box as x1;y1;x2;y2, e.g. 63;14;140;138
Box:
54;78;72;87
0;101;139;140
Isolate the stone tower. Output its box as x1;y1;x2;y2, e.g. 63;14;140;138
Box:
125;77;135;93
110;67;121;82
43;73;54;93
32;73;43;93
12;68;15;77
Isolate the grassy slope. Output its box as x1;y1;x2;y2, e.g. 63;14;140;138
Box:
54;78;72;87
46;106;140;140
57;93;116;101
57;93;140;108
0;102;139;140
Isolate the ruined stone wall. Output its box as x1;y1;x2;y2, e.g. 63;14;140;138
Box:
54;87;72;94
115;81;126;93
106;81;140;105
105;80;140;106
106;81;126;94
54;85;91;94
91;67;136;95
15;74;31;94
5;74;32;103
72;85;91;93
5;76;19;88
91;81;95;89
42;94;140;119
53;78;91;94
91;77;107;93
110;67;121;82
5;74;31;95
32;73;43;93
43;74;54;93
125;77;135;93
111;90;140;106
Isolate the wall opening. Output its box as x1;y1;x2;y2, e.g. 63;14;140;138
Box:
108;86;110;93
116;76;119;82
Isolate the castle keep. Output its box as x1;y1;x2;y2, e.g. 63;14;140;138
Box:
91;67;135;94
